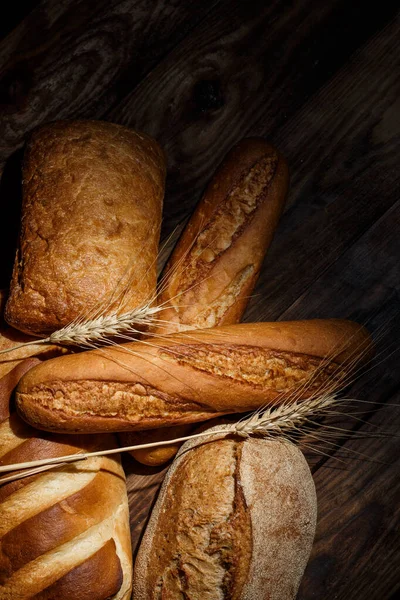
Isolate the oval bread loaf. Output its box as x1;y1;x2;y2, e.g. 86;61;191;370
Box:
0;360;132;600
5;120;166;336
133;424;317;599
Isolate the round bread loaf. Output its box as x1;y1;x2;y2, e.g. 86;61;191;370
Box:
133;425;317;599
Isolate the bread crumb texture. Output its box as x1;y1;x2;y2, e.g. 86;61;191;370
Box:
18;346;338;425
19;380;214;422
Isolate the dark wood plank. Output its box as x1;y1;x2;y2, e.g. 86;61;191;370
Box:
108;0;397;233
124;458;168;558
242;17;400;323
279;200;400;324
0;0;221;170
0;1;41;43
299;393;400;600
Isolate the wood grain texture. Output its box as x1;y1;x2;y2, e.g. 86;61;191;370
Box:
0;0;220;170
0;0;399;598
108;0;398;232
300;397;400;599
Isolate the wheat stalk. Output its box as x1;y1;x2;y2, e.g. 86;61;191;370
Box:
0;302;163;356
0;392;340;484
234;393;338;437
49;303;161;347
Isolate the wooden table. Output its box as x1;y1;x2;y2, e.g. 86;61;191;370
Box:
0;1;399;598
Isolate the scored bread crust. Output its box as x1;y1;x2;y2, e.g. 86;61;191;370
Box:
124;137;288;465
154;138;289;334
5;120;166;336
133;425;317;600
0;360;132;600
125;138;288;465
15;319;372;434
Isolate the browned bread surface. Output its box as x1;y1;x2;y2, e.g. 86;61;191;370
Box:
154;137;288;334
133;426;317;599
16;319;372;434
0;361;132;599
5;120;166;336
0;290;67;379
31;540;123;600
123;137;288;465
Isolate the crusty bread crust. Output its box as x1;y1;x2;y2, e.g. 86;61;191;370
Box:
123;137;288;465
133;425;317;599
0;361;132;599
154;138;288;334
5;121;165;336
15;319;372;434
0;290;67;379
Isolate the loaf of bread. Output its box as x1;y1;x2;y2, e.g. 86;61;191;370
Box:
0;359;132;599
16;319;372;434
121;138;289;465
0;290;67;379
5;120;166;336
153;138;288;333
133;423;317;599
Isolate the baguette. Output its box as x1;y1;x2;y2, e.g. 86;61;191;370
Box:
0;359;132;600
16;319;372;434
5;120;165;336
154;137;289;333
122;138;289;465
133;423;317;599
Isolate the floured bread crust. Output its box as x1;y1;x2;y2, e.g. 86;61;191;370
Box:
133;426;317;599
5;120;165;336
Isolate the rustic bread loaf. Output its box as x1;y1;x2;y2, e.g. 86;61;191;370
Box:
16;319;372;434
5;120;165;336
0;359;132;600
122;137;289;465
133;424;317;599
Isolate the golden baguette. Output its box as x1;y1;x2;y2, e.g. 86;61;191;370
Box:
154;137;289;333
16;319;372;435
122;138;289;465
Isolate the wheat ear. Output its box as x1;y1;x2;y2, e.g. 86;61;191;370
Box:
0;392;340;484
0;302;164;357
